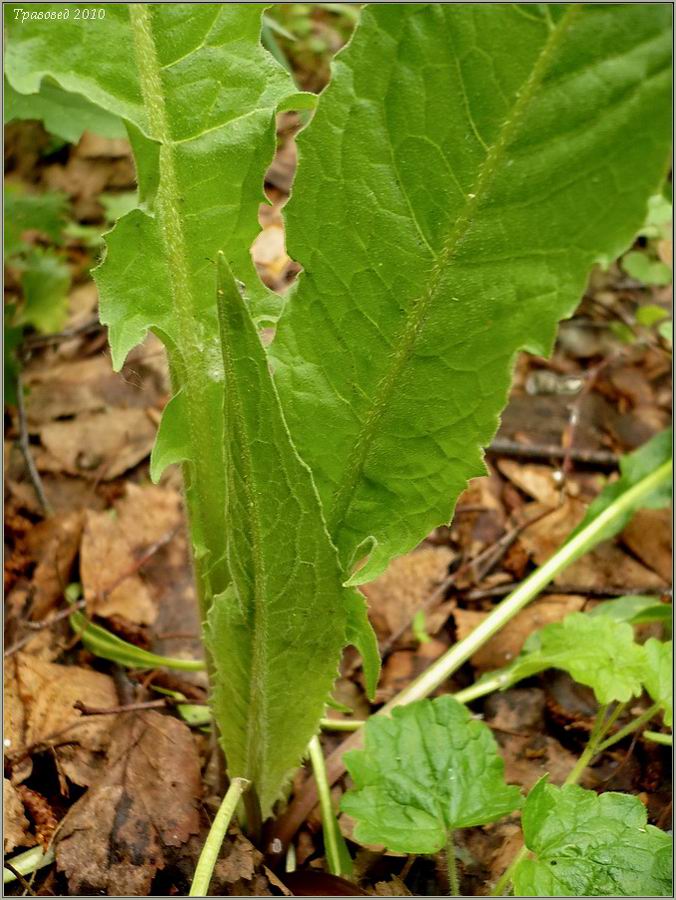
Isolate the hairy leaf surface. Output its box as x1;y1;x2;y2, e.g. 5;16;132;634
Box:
341;696;521;853
513;780;673;897
4;77;126;142
205;256;350;816
271;3;672;583
5;3;307;599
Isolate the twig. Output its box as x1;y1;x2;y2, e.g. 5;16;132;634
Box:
559;356;615;483
3;862;36;896
380;507;553;656
4;600;88;659
73;698;167;716
487;436;618;468
15;373;52;516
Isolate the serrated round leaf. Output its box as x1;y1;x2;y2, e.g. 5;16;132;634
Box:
489;612;647;705
271;4;672;583
514;781;673;897
341;696;522;854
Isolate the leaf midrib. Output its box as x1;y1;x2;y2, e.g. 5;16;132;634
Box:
327;5;581;543
215;272;269;793
128;4;227;603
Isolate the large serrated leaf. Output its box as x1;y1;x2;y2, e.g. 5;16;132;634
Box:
205;256;350;817
513;779;673;897
5;3;306;600
271;3;672;584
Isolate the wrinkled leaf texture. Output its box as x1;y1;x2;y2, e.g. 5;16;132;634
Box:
514;779;673;897
4;3;312;599
205;256;354;814
482;611;648;705
3;3;368;815
342;696;522;853
271;3;672;584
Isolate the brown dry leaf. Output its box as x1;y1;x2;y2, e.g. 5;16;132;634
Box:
361;547;455;643
3;777;35;852
375;638;449;703
496;460;561;507
25;356;140;424
214;829;261;885
518;498;666;591
56;711;201;896
8;654;117;787
25;511;84;620
484;690;580;791
621;507;672;582
77;132;132;159
17;785;58;850
252;223;289;275
37;408;156;480
373;877;413;896
453;595;586;672
80;483;181;624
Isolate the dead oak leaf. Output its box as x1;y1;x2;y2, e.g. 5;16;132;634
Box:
361;546;455;644
7;654;117;787
37;408;156;480
25;510;85;621
80;483;181;624
3;777;35;853
56;711;201;897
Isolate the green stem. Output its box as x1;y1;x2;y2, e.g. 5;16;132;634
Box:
446;831;459;896
563;705;609;787
319;717;365;732
492;701;662;896
3;846;54;885
308;735;346;876
597;702;662;752
189;777;250;898
644;730;672;746
381;460;672;712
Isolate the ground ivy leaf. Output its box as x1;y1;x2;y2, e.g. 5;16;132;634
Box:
484;612;646;705
513;780;673;897
205;256;374;816
589;595;672;627
643;639;672;726
341;696;521;854
270;4;672;584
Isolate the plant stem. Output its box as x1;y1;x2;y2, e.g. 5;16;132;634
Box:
3;846;54;885
644;730;672;746
597;702;662;752
563;705;609;788
446;831;459;896
319;717;365;731
189;777;250;898
308;735;347;876
381;460;671;711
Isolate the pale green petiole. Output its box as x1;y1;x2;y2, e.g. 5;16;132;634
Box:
308;736;352;877
3;846;55;885
188;777;250;898
381;459;672;713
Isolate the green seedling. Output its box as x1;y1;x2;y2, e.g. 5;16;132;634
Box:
342;696;522;894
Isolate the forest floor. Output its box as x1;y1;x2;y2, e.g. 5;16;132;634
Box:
4;16;673;898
